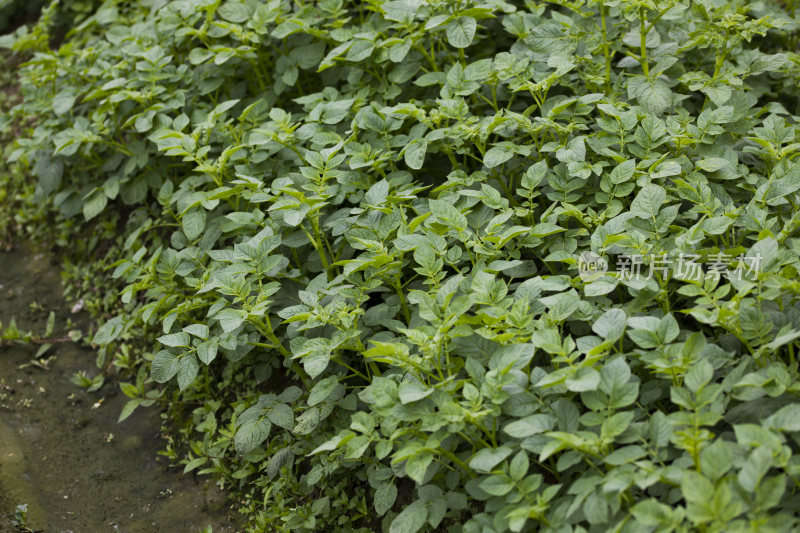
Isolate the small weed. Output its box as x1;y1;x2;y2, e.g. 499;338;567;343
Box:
11;503;34;532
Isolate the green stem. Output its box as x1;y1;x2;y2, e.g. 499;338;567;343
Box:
394;277;411;324
333;357;370;381
639;7;649;77
601;4;611;88
257;317;311;389
301;221;332;280
438;448;476;477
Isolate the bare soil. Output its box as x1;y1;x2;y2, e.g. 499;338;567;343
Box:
0;245;239;533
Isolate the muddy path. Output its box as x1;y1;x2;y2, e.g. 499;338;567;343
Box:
0;245;239;532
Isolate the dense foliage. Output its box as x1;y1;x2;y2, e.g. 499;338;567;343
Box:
5;0;800;530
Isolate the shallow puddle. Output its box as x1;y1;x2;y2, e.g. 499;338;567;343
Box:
0;245;238;532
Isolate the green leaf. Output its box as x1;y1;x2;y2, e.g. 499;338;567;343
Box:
83;191;108;221
389;502;428;533
681;471;714;505
604;445;646;465
429;199;468;229
196;339;218;365
183;324;209;339
583;492;608;524
592;309;626;341
151;350;180;383
630;184;666;219
182;208;206;240
398;382;433;404
657;314;680;343
584;276;617;296
308;375;339;406
765;404;800;431
756;172;800;205
188;47;213;65
216;309;247;332
479;474;515;496
267;403;295;430
235;418;271;455
556;137;586;163
375;481;398;516
503;414;555;438
93;316;124;345
738;446;772;492
34;155;63;194
684;360;713;393
484;146;513;168
610;160;636;184
158;332;190;347
696;157;733;173
218;1;252;23
636;79;671;114
508;451;529;481
177;353;200;390
530;223;565;237
365;179;389;206
540;290;580;321
700;439;733;481
118;399;141;423
469;446;513;472
631;499;675;526
446;17;477;48
565;367;600;392
405;139;427;170
601;411;634;439
303;350;331;379
405;452;434;484
53;91;75;116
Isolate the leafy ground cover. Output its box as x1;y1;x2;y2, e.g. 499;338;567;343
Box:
3;0;800;531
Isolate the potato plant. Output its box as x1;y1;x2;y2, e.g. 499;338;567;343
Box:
4;0;800;531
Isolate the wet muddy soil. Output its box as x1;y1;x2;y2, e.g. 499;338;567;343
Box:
0;245;239;532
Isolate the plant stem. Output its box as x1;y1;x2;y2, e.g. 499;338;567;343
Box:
639;7;649;77
438;447;476;477
394;276;411;323
601;4;611;88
